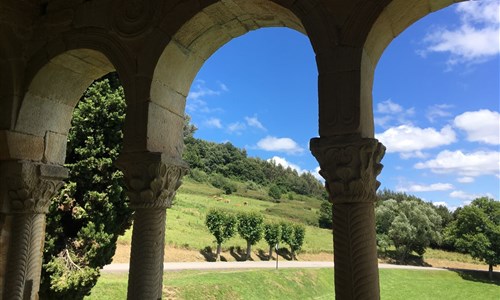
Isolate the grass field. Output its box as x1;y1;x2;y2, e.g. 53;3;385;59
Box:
86;268;500;300
117;179;334;255
115;179;495;269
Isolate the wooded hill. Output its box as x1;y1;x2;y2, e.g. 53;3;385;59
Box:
182;134;327;201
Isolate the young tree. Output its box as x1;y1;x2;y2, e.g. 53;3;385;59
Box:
263;223;282;260
40;74;133;299
205;209;237;261
318;201;333;229
237;212;264;260
445;197;500;279
289;224;306;260
268;184;282;200
280;222;305;260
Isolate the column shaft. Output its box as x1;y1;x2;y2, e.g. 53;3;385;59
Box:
0;162;67;300
116;152;188;300
310;135;385;300
332;203;379;299
127;208;166;300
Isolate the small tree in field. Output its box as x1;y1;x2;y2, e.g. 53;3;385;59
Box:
205;209;237;261
280;222;305;260
289;224;306;260
237;212;264;260
263;223;282;260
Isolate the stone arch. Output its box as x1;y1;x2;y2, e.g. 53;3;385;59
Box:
149;0;331;156
359;0;462;136
13;48;116;165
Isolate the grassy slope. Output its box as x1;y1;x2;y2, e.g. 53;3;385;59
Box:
118;179;334;254
117;179;494;267
86;268;500;300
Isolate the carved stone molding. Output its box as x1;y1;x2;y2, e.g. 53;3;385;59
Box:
116;152;189;209
2;162;68;214
310;134;385;204
112;0;162;39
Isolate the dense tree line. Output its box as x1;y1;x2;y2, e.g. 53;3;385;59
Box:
183;136;326;200
375;190;500;278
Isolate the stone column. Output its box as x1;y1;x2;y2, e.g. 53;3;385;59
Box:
116;152;188;300
310;134;385;300
0;161;67;300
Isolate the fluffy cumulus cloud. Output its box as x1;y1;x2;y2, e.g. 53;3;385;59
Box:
453;109;500;145
256;136;304;154
415;150;500;177
420;0;500;66
375;125;456;157
403;183;454;192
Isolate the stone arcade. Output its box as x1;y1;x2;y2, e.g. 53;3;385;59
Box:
0;0;462;299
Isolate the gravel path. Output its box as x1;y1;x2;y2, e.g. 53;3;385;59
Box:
102;261;451;273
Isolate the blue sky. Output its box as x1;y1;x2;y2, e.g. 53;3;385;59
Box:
186;1;499;210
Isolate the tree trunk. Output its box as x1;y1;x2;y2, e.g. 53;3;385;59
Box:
489;264;493;280
216;243;222;262
245;242;252;261
291;250;296;261
268;246;274;260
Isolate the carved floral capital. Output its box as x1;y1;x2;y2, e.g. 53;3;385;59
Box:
116;152;189;209
2;162;68;214
310;135;385;204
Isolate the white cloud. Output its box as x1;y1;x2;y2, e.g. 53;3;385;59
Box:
404;183;454;192
457;176;475;183
227;122;246;133
420;0;500;66
186;80;228;113
415;150;500;177
204;118;222;128
312;166;323;182
426;104;454;123
377;99;403;114
453;109;500;145
375;99;415;128
245;116;266;131
376;125;456;156
256;136;304;154
268;156;303;173
450;190;494;201
433;201;449;208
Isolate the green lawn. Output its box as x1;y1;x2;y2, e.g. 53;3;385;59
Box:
86;268;500;300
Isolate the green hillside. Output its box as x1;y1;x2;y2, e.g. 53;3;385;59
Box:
118;179;334;256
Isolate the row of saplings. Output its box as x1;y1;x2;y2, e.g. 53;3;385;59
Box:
205;209;305;262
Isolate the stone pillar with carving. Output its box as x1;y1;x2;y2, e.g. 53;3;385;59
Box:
116;152;188;300
310;134;385;300
0;161;67;300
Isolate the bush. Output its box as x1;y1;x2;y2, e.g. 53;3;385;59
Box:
268;184;282;200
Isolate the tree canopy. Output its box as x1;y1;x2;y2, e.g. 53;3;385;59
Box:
40;73;132;299
376;199;442;261
445;197;500;278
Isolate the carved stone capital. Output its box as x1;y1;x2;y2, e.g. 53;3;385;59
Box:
1;161;68;214
310;135;385;204
116;152;189;209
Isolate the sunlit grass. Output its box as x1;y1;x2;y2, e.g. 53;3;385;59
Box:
86;268;500;300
